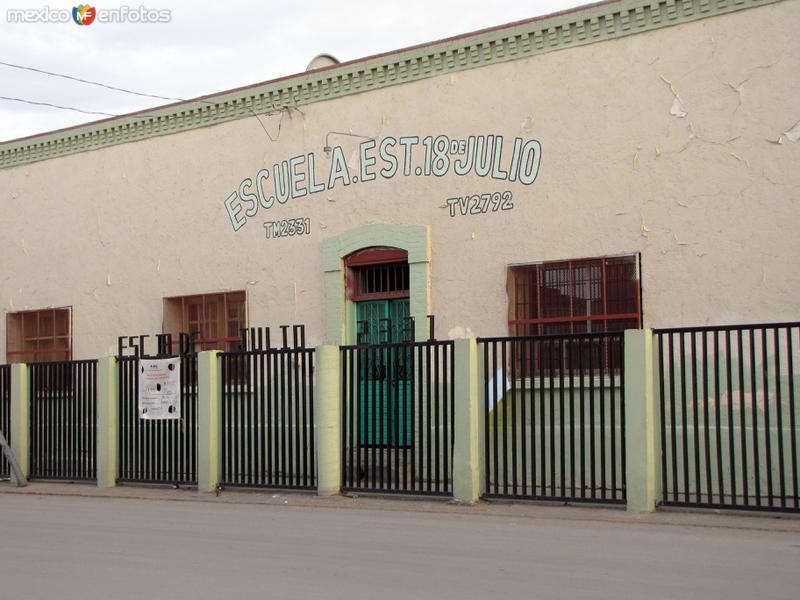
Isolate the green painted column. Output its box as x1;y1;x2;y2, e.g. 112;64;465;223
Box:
624;329;661;513
314;345;341;495
453;338;483;503
197;350;221;493
96;356;118;488
10;363;29;479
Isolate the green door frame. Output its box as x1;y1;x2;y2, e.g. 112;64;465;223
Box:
322;224;431;345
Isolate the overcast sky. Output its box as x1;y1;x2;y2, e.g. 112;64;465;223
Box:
0;0;588;143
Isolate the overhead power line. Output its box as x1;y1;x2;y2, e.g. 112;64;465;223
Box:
0;60;185;103
0;59;288;142
0;95;117;116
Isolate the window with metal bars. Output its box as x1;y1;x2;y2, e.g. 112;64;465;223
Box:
352;262;409;301
163;291;247;353
508;255;641;336
6;307;72;363
507;255;641;374
345;247;410;302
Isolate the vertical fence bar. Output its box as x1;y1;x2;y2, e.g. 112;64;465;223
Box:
749;328;761;507
434;342;441;494
578;337;585;499
725;330;737;507
0;365;10;479
713;331;723;505
483;342;490;495
520;340;528;496
773;327;785;509
702;331;712;505
588;337;595;499
559;340;566;499
259;349;267;486
788;328;798;508
762;328;773;507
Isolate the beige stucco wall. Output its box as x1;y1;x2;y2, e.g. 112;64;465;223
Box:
1;1;799;360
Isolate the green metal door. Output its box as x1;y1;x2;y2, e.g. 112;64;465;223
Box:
357;299;412;447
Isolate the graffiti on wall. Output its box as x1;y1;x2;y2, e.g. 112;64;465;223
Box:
223;134;542;232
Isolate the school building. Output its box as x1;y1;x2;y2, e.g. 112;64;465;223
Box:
0;0;798;513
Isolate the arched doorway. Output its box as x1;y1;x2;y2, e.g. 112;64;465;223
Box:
345;246;411;447
321;223;430;345
345;247;412;345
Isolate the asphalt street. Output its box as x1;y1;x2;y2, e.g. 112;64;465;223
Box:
0;493;798;599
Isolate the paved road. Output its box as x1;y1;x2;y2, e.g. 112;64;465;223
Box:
0;494;798;599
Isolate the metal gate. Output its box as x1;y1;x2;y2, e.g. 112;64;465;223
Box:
341;331;455;495
656;323;799;512
118;350;198;485
29;360;97;481
0;364;10;479
479;332;626;504
219;328;315;489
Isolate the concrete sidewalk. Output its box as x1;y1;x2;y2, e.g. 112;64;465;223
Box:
2;480;799;534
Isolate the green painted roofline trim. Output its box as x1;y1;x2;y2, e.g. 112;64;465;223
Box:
0;0;783;170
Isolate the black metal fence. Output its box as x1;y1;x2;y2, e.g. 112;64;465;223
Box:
118;353;198;485
220;338;316;489
656;323;799;512
29;360;97;481
0;364;10;479
479;332;626;504
340;339;455;495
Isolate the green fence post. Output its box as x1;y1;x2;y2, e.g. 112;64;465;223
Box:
10;363;29;479
453;338;483;503
314;345;341;495
624;329;661;512
198;351;221;493
96;356;118;488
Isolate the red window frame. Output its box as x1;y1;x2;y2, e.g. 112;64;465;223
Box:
345;247;410;302
6;307;73;363
507;255;642;337
163;291;247;353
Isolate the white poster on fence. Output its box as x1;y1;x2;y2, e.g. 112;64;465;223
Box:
138;357;181;420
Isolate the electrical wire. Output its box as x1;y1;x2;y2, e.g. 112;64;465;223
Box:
0;95;118;116
0;59;288;141
0;60;185;102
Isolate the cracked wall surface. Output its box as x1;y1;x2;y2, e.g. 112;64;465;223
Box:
0;0;799;358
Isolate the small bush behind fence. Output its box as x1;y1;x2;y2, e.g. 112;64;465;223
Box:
220;326;316;489
29;360;97;481
0;364;10;479
656;323;799;512
479;332;626;504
